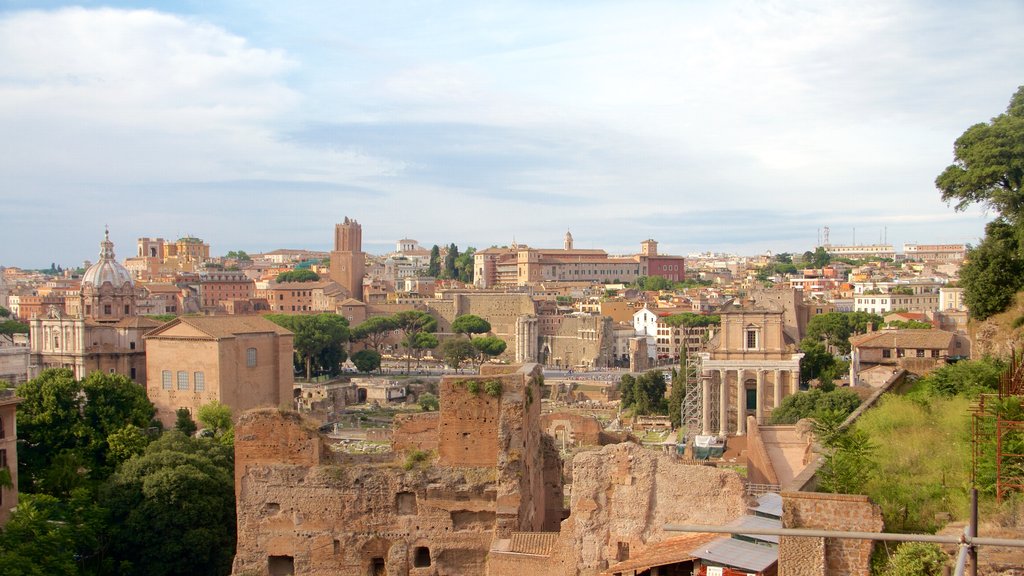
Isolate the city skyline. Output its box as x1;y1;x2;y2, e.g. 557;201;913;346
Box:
2;1;1023;268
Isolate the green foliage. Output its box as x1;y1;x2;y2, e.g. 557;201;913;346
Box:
442;243;459;279
0;492;101;576
393;310;438;373
0;319;28;335
175;407;198;436
813;410;878;494
275;269;320;283
16;369;156;494
0;305;10;317
106;424;149;465
936;86;1024;319
808;246;831;268
404;330;439;368
885;319;933;329
351;348;382;373
484;379;503;397
225;250;251;261
146;313;178;323
472;335;507;362
668;366;686;429
103;431;236;576
427;245;441;277
451;314;491;337
879;542;948;576
266;313;349;379
466;380;481;394
440;338;476;371
418;392;439;412
770;388;861;424
806;312;882;355
661;313;720;328
454;246;475;283
403;449;432;470
856;394;974;532
350;316;398;351
620;370;668;415
911;357;1003;398
197;400;233;439
958;220;1024;319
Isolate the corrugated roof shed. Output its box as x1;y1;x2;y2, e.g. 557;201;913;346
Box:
689;537;778;572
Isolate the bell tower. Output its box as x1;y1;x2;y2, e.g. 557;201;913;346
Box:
329;217;365;301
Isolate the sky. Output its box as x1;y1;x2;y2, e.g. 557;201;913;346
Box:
1;0;1023;268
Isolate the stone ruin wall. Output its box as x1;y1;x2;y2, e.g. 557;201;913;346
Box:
488;442;751;576
391;412;439;453
424;293;538;359
542;315;613;369
778;491;883;576
233;409;501;576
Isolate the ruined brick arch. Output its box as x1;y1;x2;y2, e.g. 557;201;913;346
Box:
361;538;391;576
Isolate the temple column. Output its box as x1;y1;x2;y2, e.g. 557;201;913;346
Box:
701;372;712;435
755;370;764;424
736;369;746;436
718;369;728;436
792;368;800;395
773;369;782;410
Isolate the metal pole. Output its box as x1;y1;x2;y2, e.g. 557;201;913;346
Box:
663;524;1024;548
969;488;978;576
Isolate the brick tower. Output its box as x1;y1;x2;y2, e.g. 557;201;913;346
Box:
329;217;365;301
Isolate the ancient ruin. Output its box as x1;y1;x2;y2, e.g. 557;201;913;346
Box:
232;363;752;576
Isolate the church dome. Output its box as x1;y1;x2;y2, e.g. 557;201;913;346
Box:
82;228;134;288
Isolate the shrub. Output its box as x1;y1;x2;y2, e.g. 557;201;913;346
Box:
879;542;948;576
484;380;502;397
466;380;481;394
403;449;432;471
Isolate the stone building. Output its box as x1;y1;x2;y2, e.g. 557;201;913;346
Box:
700;296;803;436
329;217;366;302
144;315;294;428
29;230;157;381
0;389;22;526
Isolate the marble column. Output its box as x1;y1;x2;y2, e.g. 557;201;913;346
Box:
718;369;728;436
701;373;712;435
755;370;764;424
773;369;782;410
736;369;746;436
791;368;800;395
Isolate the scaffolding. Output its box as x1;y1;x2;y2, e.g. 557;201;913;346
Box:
682;349;717;444
971;350;1024;502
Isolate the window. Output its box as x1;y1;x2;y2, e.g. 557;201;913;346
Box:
883;349;891;359
129;341;136;350
194;371;205;391
124;304;130;314
130;367;136;380
162;370;172;389
104;304;112;315
916;349;925;358
247;348;257;367
177;371;188;390
745;329;758;350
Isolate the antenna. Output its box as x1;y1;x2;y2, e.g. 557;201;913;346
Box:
823;226;830;246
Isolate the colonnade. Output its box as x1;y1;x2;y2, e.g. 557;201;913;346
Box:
700;365;801;436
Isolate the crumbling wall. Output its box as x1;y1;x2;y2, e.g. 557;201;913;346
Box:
233;409;501;576
541;413;603;448
779;491;883;576
392;412;439;453
560;443;749;575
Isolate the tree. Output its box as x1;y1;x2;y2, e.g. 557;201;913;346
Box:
443;243;459;279
805;312;881;355
427;245;441;277
267;313;349;379
472;335;507;364
937;85;1024;224
175;407;198;436
770;388;861;424
620;370;667;415
451;314;491;338
454;247;476;283
393;310;438;373
0;306;10;317
661;313;720;328
440;338;476;372
813;410;877;494
0;319;28;336
197;400;233;438
405;330;438;368
103;431;236;576
0;492;99;576
880;542;948;576
799;338;836;385
668;366;685;429
351;349;382;373
225;250;251;261
16;369;155;494
350;316;398;351
275;269;320;283
958;220;1024;319
810;246;831;268
418;392;439;412
936;86;1024;319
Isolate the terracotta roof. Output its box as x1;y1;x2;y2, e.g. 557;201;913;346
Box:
507;532;560;556
601;533;720;575
148;315;292;339
850;329;953;350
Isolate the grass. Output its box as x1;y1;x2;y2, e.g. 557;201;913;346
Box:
854;394;973;533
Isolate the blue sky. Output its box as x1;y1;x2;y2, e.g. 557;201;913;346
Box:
1;1;1023;268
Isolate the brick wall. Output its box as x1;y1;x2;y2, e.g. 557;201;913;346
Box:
779;491;883;576
392;412;439;452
